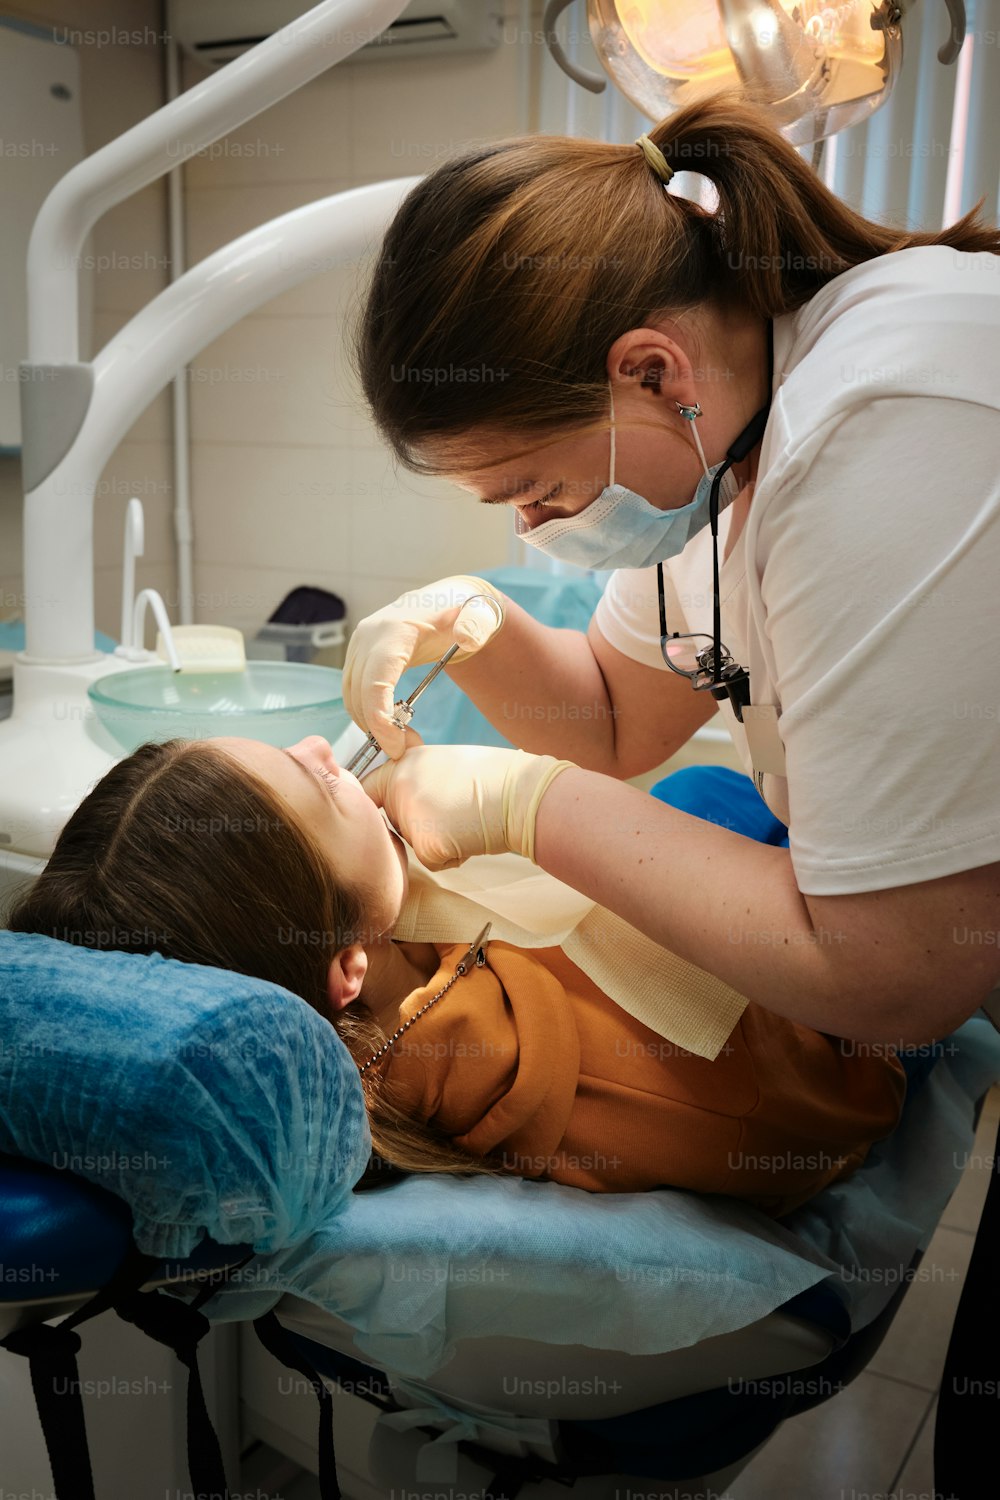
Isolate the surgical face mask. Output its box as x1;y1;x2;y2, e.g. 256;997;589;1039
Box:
513;384;740;572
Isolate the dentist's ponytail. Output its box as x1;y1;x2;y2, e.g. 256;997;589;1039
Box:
637;96;999;321
355;91;999;471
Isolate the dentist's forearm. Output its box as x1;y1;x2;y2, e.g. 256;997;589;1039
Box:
447;595;620;771
532;767;899;1044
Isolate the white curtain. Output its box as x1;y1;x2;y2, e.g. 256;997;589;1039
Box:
825;0;1000;224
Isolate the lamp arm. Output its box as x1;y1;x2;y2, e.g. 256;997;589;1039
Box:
542;0;606;94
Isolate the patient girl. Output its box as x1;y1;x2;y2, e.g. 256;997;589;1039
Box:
8;734;905;1215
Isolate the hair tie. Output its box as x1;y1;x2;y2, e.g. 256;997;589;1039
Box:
635;134;674;185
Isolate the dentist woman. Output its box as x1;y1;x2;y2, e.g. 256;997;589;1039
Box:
343;94;999;1497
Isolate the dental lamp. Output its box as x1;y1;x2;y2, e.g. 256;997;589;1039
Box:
543;0;967;145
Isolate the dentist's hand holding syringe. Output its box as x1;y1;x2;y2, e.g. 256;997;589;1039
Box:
341;573;575;869
342;575;507;762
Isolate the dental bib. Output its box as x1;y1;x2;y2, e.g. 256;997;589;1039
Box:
393;851;748;1061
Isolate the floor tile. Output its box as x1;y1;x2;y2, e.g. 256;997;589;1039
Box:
939;1084;999;1235
893;1395;938;1499
726;1370;931;1500
282;1470;322;1500
865;1225;973;1392
240;1440;317;1498
939;1132;995;1237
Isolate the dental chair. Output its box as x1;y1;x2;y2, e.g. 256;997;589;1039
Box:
1;898;998;1500
1;690;996;1500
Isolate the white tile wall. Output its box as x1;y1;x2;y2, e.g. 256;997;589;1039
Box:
180;16;531;638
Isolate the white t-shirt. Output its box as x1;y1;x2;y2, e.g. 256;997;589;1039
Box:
594;246;1000;897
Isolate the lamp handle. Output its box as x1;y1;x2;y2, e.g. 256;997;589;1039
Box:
937;0;967;65
542;0;606;94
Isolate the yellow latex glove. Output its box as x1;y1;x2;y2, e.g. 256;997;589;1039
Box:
342;576;505;760
362;744;574;870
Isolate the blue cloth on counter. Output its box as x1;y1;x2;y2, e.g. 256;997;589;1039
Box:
0;931;371;1259
0;620;117;655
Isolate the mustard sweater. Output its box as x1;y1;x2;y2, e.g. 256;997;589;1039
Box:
381;940;906;1216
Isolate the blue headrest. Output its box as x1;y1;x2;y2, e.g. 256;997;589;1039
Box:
0;932;371;1259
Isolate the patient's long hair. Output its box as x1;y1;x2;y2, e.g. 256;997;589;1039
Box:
5;740;507;1191
355;92;1000;472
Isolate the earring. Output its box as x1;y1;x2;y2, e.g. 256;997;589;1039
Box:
674;401;703;421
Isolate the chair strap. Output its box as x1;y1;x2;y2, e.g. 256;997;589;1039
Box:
252;1310;340;1499
114;1287;230;1500
1;1244;253;1500
249;1315;591;1500
1;1319;95;1500
0;1242;158;1500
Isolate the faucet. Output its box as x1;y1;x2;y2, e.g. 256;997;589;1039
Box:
114;498;181;671
119;497;143;650
132;589;182;673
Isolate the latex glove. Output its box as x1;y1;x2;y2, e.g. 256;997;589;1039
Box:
362;744;574;870
342;576;505;760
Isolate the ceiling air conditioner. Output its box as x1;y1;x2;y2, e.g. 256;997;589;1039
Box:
170;0;503;69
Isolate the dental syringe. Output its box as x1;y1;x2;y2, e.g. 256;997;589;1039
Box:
343;642;461;778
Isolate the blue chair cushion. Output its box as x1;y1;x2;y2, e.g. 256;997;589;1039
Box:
0;1152;133;1299
0;1154;247;1301
0;932;371;1259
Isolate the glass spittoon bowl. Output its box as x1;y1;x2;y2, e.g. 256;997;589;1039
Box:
87;661;353;755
